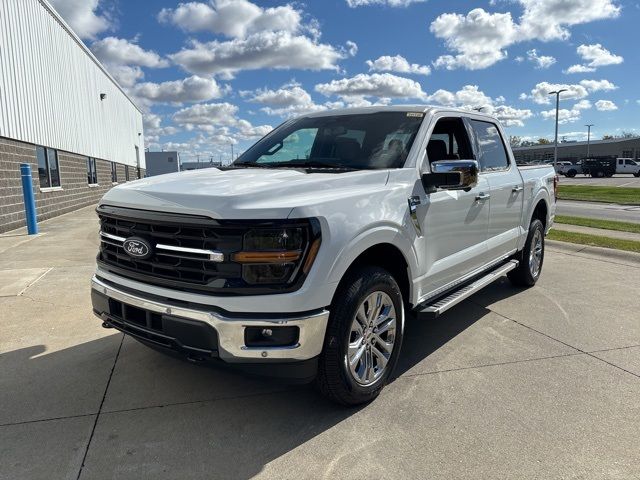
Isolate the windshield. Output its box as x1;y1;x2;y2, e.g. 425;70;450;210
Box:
234;111;424;170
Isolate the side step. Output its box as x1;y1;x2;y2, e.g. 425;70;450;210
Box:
417;260;519;318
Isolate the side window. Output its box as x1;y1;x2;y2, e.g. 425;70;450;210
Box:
625;159;636;166
37;146;61;188
256;128;318;163
426;118;472;163
87;157;98;185
469;120;510;172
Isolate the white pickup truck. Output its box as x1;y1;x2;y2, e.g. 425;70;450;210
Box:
92;106;557;405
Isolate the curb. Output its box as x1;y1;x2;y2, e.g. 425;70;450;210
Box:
546;239;640;265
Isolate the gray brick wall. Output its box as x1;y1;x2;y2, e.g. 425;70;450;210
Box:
0;136;136;233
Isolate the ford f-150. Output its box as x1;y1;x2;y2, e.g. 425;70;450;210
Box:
91;106;557;405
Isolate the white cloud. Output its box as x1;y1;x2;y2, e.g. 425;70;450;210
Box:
315;73;427;100
518;0;620;41
346;0;425;6
526;49;556;69
595;100;618;111
430;9;517;70
366;55;431;75
573;99;592;110
173;102;239;129
158;0;302;38
235;120;273;139
577;44;623;67
144;113;179;138
133;76;228;104
346;41;359;57
49;0;110;39
427;85;493;108
91;37;169;68
540;108;581;124
564;64;596;74
170;32;344;77
244;82;326;117
528;82;589;104
430;0;620;70
579;79;617;92
490;105;534;127
106;65;145;88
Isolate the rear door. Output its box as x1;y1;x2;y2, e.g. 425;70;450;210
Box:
467;118;524;260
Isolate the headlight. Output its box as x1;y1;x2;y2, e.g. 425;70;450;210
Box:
231;222;321;285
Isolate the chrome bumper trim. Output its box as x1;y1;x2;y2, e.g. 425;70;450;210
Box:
91;275;329;362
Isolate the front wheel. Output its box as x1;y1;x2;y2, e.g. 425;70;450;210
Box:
634;172;640;178
508;218;545;287
316;266;404;405
566;170;576;178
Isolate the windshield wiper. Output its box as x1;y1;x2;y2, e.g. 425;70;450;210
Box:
268;160;359;170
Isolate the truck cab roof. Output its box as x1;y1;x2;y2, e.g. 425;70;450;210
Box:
302;105;500;123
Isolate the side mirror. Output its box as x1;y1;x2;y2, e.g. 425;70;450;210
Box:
422;160;479;193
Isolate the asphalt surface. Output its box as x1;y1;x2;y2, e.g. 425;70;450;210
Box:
2;206;640;480
559;174;640;188
556;199;640;223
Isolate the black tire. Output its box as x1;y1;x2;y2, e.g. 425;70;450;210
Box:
594;170;605;178
316;266;405;405
634;172;640;178
566;169;576;178
508;218;545;287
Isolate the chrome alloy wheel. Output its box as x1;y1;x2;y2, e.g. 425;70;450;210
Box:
347;291;397;386
529;229;543;278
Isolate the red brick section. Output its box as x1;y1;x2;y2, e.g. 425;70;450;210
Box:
0;136;144;233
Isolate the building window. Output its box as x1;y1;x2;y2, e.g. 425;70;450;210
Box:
36;146;61;189
622;150;633;158
87;157;98;185
111;163;118;183
125;165;130;181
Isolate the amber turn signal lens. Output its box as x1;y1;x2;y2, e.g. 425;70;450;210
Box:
303;239;321;273
232;250;302;264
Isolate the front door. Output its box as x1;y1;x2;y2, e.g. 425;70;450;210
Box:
415;116;491;298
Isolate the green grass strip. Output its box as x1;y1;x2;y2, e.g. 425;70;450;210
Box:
548;230;640;253
555;215;640;234
557;185;640;205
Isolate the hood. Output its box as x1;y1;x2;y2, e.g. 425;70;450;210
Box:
100;167;390;219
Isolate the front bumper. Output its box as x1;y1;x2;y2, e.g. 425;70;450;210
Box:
91;276;329;365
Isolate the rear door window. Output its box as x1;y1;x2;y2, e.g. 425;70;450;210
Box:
469;120;510;172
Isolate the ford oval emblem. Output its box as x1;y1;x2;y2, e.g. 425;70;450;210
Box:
123;237;153;260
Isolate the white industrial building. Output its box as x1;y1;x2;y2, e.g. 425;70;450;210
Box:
0;0;144;233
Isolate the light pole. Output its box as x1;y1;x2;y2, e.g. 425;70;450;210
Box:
585;124;594;159
548;89;567;168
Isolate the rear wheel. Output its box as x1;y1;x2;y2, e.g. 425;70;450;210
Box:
594;170;605;178
316;266;404;405
508;219;545;287
634;172;640;178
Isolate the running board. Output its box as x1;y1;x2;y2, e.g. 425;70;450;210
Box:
417;260;519;318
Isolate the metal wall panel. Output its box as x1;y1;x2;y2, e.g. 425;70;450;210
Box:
0;0;144;168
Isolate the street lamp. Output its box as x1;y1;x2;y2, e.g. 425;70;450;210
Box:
548;89;567;168
585;124;594;159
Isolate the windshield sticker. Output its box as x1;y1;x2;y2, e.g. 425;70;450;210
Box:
406;112;424;117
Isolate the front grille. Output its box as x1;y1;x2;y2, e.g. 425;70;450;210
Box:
96;205;315;295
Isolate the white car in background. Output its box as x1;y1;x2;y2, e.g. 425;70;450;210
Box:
616;158;640;177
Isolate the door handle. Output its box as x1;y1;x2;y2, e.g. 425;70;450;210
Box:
475;192;490;201
512;185;523;193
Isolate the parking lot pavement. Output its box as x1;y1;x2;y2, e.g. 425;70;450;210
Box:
559;174;640;188
1;205;639;480
556;200;640;223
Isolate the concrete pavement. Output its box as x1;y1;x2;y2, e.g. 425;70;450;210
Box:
1;205;640;480
559;174;640;188
556;199;640;223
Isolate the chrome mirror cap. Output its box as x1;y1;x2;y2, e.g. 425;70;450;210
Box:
423;160;479;192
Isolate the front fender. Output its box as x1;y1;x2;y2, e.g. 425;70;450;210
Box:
325;223;419;295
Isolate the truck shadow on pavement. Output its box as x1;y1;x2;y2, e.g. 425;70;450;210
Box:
0;282;524;479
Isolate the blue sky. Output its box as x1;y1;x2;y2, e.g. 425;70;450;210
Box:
50;0;638;162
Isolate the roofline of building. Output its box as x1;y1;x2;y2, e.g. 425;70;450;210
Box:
513;136;640;151
38;0;143;114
